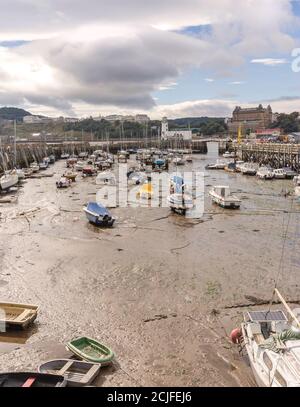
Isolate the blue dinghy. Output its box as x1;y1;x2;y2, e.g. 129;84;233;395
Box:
83;202;115;227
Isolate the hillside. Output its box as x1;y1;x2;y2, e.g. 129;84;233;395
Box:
0;107;32;121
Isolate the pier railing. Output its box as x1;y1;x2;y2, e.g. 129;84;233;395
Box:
239;143;300;170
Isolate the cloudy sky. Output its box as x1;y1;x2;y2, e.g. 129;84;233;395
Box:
0;0;300;118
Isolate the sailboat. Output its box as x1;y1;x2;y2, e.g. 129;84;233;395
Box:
0;121;19;190
0;171;18;191
231;289;300;387
231;192;300;387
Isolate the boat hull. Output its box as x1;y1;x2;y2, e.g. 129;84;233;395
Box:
0;174;19;190
84;209;115;227
0;373;66;387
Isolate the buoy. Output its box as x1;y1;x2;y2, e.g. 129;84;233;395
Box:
230;328;243;344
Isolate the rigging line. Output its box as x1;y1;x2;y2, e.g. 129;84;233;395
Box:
269;197;294;310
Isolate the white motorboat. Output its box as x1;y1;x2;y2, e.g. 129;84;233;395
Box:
173;156;185;166
30;162;40;173
79;152;88;159
14;169;25;181
96;172;116;186
24;168;33;178
185;155;193;163
61;153;70;159
257;166;274;180
56;177;71;189
75;161;85;171
272;169;286;179
0;171;19;191
39;161;48;170
283;167;297;179
128;172;146;185
209;185;241;209
205;160;227;170
235;161;245;172
231;289;300;387
223;151;236;158
240;163;257;176
167;193;194;214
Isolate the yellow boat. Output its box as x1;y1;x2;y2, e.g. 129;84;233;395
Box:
136;183;153;200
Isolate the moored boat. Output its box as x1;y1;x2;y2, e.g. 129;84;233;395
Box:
83;202;115;227
231;290;300;387
209;185;241;209
0;302;38;329
240;163;257;176
56;177;71;188
137;182;153;200
205;160;227;170
64;171;77;182
173;156;185;166
75;161;85;171
235;161;245;172
257;166;274;180
272;168;286;179
0;172;19;191
30;162;40;173
39;359;100;387
14;169;25;181
66;337;115;365
96;171;116;186
283;167;297;179
223;151;236;158
0;373;66;387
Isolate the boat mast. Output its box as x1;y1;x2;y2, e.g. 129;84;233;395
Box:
14;119;17;168
274;288;300;329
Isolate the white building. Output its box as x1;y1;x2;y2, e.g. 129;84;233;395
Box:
23;115;44;124
135;114;150;123
161;117;192;141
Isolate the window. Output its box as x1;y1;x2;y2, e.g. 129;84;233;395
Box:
263;352;273;370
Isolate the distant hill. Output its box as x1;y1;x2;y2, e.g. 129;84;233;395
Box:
0;107;32;121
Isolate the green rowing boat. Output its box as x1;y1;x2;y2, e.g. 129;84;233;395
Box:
66;337;115;365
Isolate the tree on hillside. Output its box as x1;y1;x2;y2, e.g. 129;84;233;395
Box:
271;112;299;133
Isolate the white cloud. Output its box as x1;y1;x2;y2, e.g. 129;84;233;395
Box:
0;0;297;116
251;58;288;66
205;78;215;82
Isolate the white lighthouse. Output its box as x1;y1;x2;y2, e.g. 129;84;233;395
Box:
161;117;169;140
161;117;192;141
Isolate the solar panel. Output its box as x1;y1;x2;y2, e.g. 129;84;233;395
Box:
247;310;287;322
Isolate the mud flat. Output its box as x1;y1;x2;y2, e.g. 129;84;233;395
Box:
0;157;299;387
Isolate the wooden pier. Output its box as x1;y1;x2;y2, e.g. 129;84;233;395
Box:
239;143;300;171
0;138;229;171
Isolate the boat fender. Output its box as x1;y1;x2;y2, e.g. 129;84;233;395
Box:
230;328;243;344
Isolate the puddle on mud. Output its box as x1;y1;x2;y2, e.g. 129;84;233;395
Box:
0;326;38;355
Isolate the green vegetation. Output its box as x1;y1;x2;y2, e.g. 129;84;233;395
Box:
271;112;300;134
64;118;158;139
168;117;227;135
0;107;32;121
64;117;228;138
